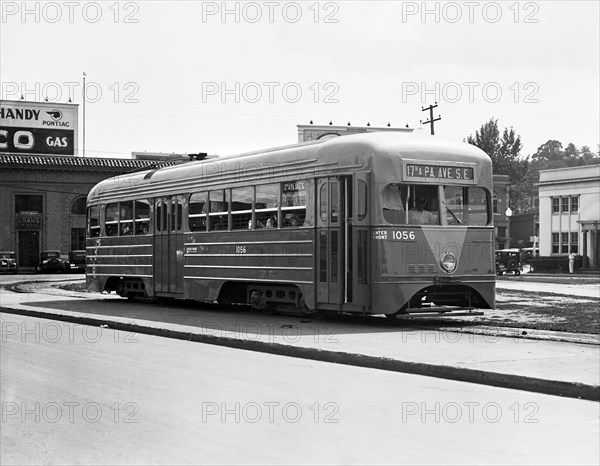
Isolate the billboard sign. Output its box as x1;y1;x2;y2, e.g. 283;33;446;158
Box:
0;100;78;156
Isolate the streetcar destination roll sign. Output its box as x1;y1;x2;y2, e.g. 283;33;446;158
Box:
404;162;475;183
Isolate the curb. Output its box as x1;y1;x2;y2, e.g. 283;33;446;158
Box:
2;305;598;403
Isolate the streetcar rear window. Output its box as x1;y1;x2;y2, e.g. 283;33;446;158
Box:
105;203;119;236
87;206;100;237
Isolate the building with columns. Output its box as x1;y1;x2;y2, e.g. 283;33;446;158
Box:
538;165;600;268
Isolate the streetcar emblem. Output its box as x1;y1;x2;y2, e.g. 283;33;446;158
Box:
440;251;457;273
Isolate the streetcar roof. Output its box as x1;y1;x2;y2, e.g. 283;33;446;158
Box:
88;132;491;203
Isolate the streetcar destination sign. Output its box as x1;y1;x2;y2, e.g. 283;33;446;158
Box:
405;163;474;182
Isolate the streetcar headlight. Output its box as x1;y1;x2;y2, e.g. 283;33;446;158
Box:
440;252;457;273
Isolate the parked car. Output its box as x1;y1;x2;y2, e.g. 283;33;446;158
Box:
0;251;18;274
68;250;86;273
495;249;522;276
38;250;70;273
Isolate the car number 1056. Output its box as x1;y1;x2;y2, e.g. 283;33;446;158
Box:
392;230;416;240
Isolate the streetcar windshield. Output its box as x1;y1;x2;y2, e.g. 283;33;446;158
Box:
382;184;490;226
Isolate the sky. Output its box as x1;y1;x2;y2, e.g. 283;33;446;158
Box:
1;0;599;159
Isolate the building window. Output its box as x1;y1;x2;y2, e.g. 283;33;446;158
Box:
561;197;569;213
571;196;579;212
552;197;560;214
493;192;499;214
71;228;86;250
552;232;559;254
15;194;43;213
570;232;579;254
561;232;569;254
497;226;506;239
71;197;87;215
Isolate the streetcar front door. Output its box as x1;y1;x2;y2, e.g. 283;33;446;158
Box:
154;196;184;295
316;177;352;307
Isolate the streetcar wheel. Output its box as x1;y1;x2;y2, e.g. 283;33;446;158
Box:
249;289;266;310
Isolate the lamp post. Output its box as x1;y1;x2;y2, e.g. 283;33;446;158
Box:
505;207;513;248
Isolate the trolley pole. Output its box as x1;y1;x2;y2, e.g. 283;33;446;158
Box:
421;102;441;135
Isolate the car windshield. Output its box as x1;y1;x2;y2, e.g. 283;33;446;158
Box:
43;252;60;259
0;252;15;259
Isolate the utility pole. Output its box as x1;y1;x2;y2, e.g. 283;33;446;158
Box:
420;102;441;135
82;71;86;157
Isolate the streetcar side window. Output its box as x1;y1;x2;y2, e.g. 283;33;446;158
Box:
87;206;101;237
357;180;368;221
135;200;150;235
155;201;164;232
120;201;134;235
282;181;306;228
105;203;119;236
209;190;230;231
189;192;207;231
255;184;279;229
467;187;489;225
231;187;253;230
171;199;182;232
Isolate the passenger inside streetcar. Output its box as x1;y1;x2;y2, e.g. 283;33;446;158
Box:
409;196;438;225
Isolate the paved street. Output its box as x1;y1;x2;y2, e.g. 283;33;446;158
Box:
2;313;599;465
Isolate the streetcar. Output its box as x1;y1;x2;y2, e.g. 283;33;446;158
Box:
86;132;495;318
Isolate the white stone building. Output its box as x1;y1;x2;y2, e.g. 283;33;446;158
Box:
538;165;600;268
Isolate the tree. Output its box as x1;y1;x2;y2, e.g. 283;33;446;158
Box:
467;119;532;213
580;145;598;165
530;140;565;170
466;118;499;161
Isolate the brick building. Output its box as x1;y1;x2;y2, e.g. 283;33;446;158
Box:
0;155;175;271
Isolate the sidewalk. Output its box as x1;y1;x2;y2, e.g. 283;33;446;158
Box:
1;280;599;402
495;279;600;298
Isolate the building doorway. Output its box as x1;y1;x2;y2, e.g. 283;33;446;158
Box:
18;230;40;270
